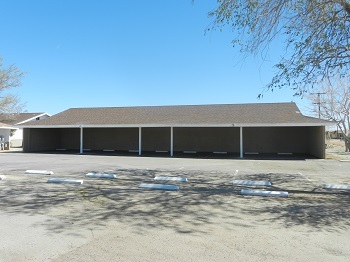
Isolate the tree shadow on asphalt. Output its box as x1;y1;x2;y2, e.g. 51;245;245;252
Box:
0;169;349;236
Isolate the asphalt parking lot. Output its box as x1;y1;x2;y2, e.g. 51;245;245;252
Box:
0;152;349;261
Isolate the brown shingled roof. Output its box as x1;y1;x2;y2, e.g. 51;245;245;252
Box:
19;103;331;128
0;113;46;125
0;122;13;128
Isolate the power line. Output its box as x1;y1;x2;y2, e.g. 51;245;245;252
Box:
310;92;326;119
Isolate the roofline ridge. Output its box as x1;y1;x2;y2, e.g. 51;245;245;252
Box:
66;102;296;110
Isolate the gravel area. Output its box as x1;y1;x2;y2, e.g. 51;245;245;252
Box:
326;139;350;161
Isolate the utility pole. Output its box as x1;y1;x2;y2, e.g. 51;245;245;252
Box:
310;92;326;119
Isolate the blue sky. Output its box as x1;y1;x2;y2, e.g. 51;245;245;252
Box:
0;0;310;115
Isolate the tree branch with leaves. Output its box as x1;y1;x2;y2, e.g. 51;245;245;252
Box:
208;0;350;96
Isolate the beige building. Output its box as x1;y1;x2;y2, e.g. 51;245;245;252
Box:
20;103;331;159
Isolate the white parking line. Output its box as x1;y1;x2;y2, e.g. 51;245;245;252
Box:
48;178;83;185
241;189;288;197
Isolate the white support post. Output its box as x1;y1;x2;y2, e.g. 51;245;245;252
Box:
170;127;174;157
240;127;243;159
80;126;83;154
138;127;142;156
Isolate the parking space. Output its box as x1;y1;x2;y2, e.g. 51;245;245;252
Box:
1;152;349;195
0;152;349;261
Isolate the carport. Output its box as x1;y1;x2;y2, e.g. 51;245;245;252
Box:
20;103;331;158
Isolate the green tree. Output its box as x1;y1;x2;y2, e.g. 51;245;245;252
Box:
208;0;350;95
0;56;25;114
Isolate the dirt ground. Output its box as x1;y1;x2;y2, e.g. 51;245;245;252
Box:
0;149;349;261
326;138;350;161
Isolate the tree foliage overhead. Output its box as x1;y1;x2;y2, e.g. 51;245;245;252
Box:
0;56;25;114
209;0;350;95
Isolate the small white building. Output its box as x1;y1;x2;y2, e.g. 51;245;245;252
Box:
0;113;50;148
0;122;14;150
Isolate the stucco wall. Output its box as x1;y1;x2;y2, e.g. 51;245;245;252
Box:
308;126;325;158
173;127;240;152
60;128;80;150
23;128;60;152
83;128;138;151
9;128;23;147
22;126;326;158
243;127;309;153
142;127;170;151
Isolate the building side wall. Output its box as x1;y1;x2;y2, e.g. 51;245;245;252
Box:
83;128;138;150
243;127;309;153
22;128;30;151
308;126;325;158
10;128;22;140
9;129;23;147
173;127;240;152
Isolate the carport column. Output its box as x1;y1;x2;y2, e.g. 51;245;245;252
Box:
170;126;174;157
240;127;243;159
138;127;142;156
79;125;83;154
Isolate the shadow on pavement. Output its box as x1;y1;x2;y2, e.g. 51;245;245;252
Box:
0;169;349;236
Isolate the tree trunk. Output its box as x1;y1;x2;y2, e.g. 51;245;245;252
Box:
345;135;350;152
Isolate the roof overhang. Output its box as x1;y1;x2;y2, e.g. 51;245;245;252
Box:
0;123;17;129
19;122;332;128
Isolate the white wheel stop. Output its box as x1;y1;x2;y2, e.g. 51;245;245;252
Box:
154;176;187;182
233;180;271;187
48;178;83;185
139;183;179;191
323;184;350;191
25;170;54;175
85;172;117;179
241;189;288;197
0;175;6;180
